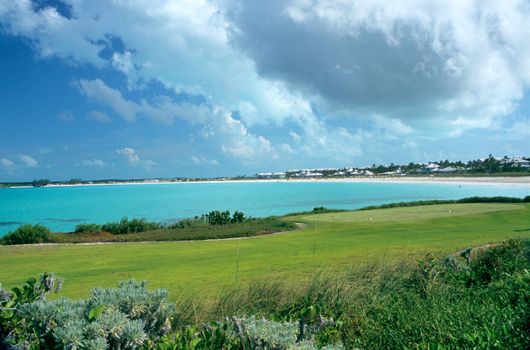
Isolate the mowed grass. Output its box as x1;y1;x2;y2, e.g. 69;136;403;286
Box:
1;203;529;299
300;203;524;223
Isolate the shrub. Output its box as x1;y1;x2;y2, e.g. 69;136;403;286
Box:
167;217;207;229
231;210;246;224
0;224;52;245
101;217;161;235
206;210;232;225
154;317;343;350
468;239;528;285
74;223;102;233
457;196;525;204
0;273;63;347
3;279;175;349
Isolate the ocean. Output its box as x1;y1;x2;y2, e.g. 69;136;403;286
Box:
0;181;528;235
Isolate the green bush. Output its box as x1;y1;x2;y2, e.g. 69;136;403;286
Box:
173;210;248;226
231;210;246;224
101;217;161;235
0;224;52;245
206;210;232;225
457;196;525;203
167;217;208;229
74;223;102;233
468;239;528;285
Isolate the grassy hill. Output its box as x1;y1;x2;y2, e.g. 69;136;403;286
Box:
0;203;529;299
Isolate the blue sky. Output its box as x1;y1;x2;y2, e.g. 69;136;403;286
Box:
0;0;529;181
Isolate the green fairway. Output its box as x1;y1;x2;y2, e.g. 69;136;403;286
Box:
300;203;524;223
1;203;529;299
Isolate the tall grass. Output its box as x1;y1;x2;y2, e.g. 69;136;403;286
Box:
2;240;528;349
172;239;530;349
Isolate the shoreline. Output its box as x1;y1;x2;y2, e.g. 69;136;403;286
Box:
4;176;530;189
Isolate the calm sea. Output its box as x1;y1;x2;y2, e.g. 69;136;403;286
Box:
0;181;528;235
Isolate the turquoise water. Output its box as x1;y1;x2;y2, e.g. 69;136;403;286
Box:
0;181;528;235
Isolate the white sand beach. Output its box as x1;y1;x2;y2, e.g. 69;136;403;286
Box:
13;176;529;189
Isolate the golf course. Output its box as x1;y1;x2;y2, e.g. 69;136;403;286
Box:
1;202;529;299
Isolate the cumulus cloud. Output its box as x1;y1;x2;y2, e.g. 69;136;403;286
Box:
1;0;529;170
81;159;107;167
226;0;530;132
75;79;137;122
75;79;210;125
18;154;37;167
77;78;283;163
370;115;414;137
116;147;140;163
116;147;157;171
289;131;301;142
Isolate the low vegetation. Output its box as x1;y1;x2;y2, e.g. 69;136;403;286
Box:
359;195;530;210
100;218;163;235
0;224;52;245
1;240;528;349
1;211;296;245
55;217;295;244
1;202;528;300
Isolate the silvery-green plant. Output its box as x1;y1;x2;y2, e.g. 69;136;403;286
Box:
9;279;175;350
236;316;299;348
234;316;344;350
1;273;64;349
0;284;13;304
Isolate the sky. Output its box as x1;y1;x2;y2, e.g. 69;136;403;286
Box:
0;0;529;181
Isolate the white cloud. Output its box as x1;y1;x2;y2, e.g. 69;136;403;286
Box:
111;51;139;88
75;79;137;122
18;154;37;167
77;79;284;162
2;0;529;169
0;158;15;169
371;115;414;136
213;110;279;160
142;159;158;171
86;110;111;123
289;131;301;142
81;159;107;167
116;147;158;171
75;79;211;125
227;0;530;134
116;147;140;163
